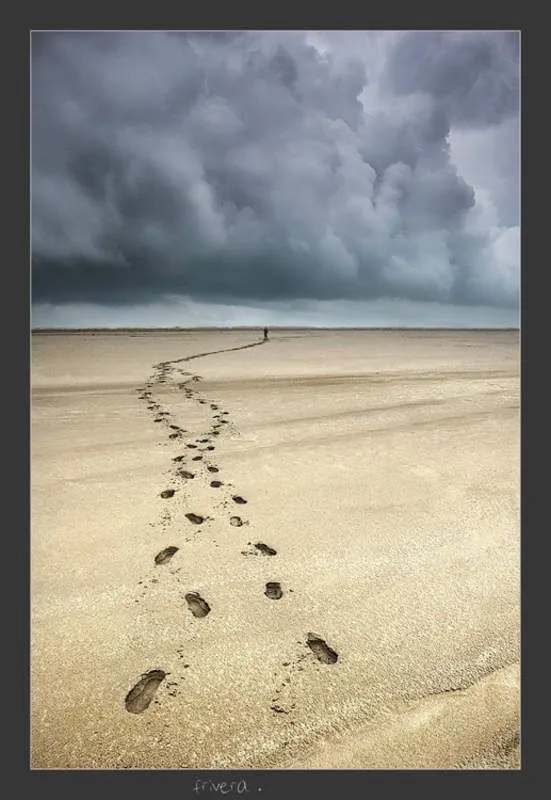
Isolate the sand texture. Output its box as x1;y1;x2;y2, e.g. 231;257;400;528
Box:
31;329;520;769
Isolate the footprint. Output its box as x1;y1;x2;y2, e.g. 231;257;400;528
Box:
306;633;338;664
192;455;203;462
230;516;244;527
205;446;215;451
125;670;166;714
173;455;185;463
265;582;283;600
185;592;211;618
232;495;247;505
186;444;198;449
185;513;205;524
155;546;179;565
210;481;223;488
255;542;277;556
269;653;306;716
160;489;175;499
207;466;219;473
197;438;210;444
178;470;195;479
211;431;220;436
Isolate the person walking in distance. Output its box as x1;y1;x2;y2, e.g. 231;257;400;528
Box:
263;326;269;342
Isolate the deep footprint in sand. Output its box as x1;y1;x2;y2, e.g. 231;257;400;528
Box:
210;480;223;488
173;455;185;463
232;495;247;504
185;592;211;618
306;633;338;664
255;542;277;556
185;512;205;524
265;582;283;600
178;470;195;479
125;669;166;714
207;466;219;473
230;516;244;527
160;489;175;499
192;455;203;462
154;546;179;565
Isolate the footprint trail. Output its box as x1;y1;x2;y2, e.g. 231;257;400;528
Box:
128;333;340;723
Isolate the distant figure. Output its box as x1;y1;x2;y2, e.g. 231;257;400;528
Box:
263;326;269;342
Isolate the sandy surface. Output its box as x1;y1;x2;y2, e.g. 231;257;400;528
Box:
31;328;520;769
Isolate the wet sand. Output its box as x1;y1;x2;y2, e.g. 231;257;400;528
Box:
31;328;520;769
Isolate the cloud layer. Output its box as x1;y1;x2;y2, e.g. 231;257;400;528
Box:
31;30;520;321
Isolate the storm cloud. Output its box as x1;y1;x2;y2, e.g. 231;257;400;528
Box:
31;30;520;324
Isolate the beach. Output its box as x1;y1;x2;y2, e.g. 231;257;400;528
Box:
30;328;520;769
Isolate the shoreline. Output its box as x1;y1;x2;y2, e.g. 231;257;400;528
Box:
32;326;520;334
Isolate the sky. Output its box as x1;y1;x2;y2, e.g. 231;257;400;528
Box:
31;30;520;328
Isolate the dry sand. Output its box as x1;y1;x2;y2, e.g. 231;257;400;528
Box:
31;328;520;769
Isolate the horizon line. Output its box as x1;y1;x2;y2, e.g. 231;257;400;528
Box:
31;325;520;332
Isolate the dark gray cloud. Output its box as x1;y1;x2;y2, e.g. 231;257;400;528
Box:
31;30;519;316
383;31;519;127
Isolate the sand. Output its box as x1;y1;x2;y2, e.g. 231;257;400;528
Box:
30;328;520;770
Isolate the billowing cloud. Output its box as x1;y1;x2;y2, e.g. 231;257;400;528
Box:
383;30;519;127
31;30;520;322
